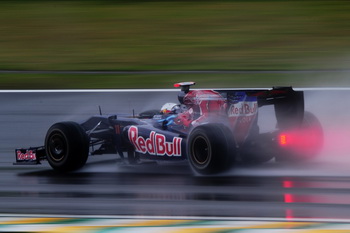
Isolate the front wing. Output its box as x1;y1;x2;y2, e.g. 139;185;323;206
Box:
14;147;46;165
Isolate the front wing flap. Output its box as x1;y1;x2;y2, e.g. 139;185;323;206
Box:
14;147;46;165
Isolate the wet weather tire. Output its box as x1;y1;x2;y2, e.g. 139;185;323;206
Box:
45;122;89;172
187;124;235;175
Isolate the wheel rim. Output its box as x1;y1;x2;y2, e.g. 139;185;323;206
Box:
48;133;67;162
191;136;210;165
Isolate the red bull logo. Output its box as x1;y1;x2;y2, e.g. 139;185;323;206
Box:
16;150;37;161
128;126;182;157
228;101;258;144
228;101;258;117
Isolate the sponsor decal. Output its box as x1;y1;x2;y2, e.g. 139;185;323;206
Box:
228;97;258;144
16;150;37;161
228;101;258;117
128;126;182;157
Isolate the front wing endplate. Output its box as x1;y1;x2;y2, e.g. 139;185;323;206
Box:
14;147;46;165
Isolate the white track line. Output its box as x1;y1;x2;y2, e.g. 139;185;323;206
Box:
1;87;350;93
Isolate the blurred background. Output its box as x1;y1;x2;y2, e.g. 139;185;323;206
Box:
0;0;350;89
2;1;350;224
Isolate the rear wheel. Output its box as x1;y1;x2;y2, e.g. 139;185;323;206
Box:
187;124;236;175
45;122;89;172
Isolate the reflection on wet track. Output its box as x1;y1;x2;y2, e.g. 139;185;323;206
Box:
2;90;350;222
0;158;350;220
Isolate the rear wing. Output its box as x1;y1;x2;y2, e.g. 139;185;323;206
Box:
219;87;304;129
255;87;304;129
173;83;304;129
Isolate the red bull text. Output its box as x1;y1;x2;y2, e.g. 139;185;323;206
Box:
128;126;182;157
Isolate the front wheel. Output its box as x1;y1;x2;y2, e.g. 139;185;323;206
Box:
187;124;236;175
45;122;89;172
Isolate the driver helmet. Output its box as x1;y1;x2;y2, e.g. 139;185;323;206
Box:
160;103;178;114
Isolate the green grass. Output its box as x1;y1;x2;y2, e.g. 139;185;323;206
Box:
0;0;350;88
1;72;349;89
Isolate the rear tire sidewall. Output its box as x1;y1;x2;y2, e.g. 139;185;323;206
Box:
189;133;212;170
187;124;235;175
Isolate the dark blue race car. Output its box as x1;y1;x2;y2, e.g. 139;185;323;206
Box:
15;82;323;175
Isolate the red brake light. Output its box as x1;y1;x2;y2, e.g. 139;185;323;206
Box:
279;134;287;146
278;127;323;158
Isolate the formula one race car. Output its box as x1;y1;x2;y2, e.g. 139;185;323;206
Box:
15;82;323;175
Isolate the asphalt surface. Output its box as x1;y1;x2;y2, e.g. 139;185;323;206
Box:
2;89;350;219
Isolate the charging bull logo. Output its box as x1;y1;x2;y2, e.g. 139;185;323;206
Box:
128;126;182;157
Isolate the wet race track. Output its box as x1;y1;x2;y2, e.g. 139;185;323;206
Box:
1;89;350;221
